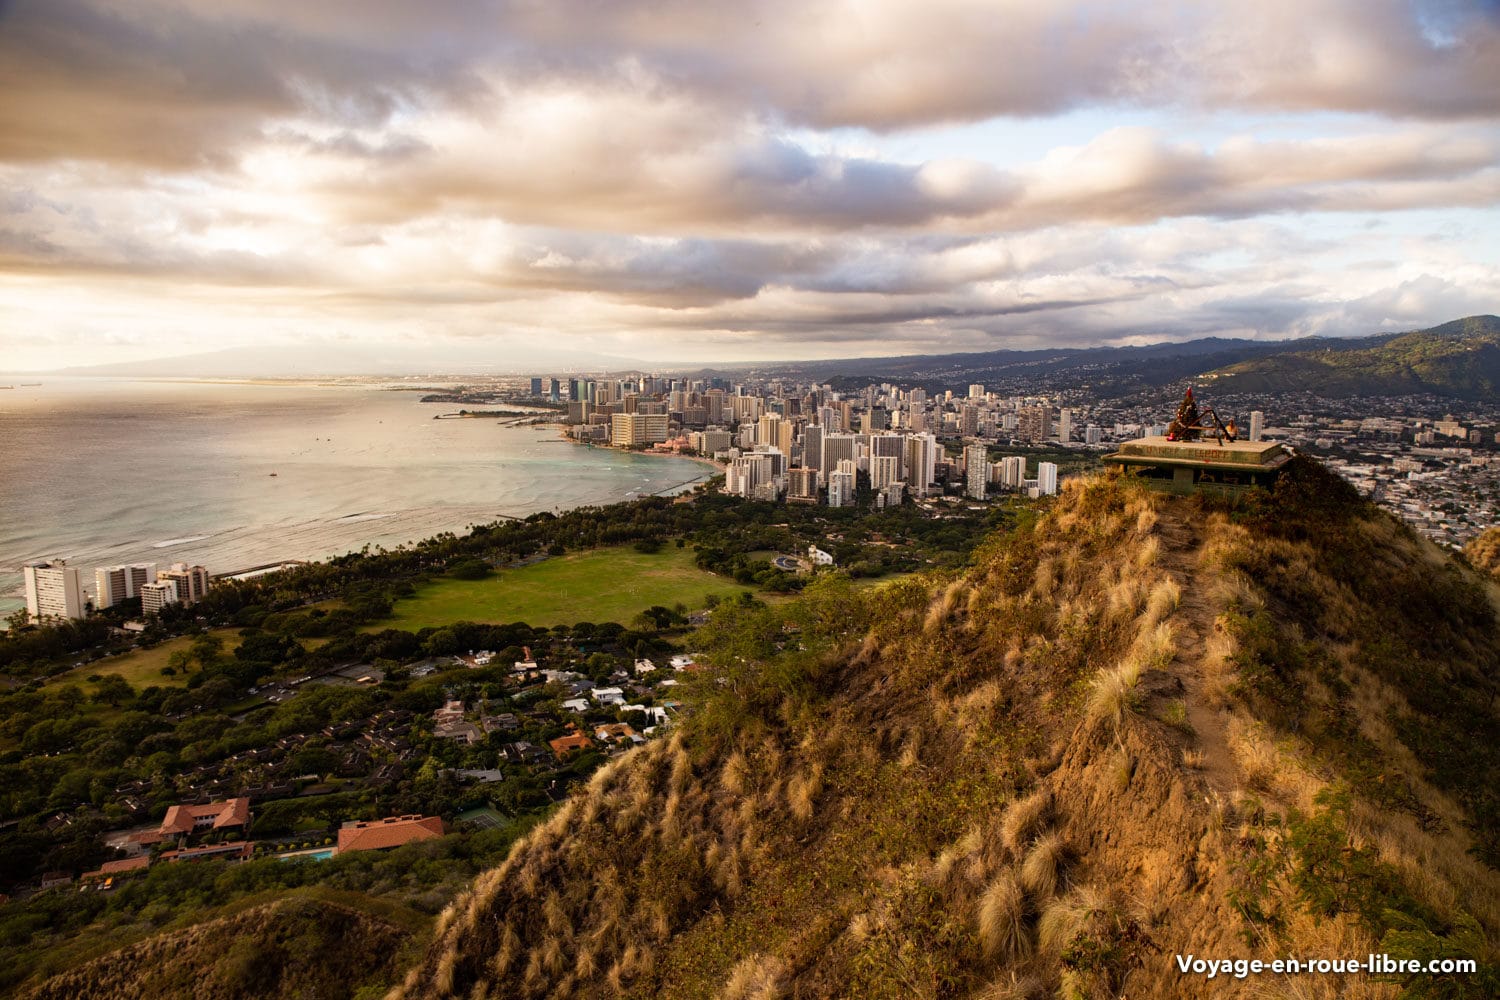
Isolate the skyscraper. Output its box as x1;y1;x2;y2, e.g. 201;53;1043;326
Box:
1038;462;1059;496
23;560;84;621
1058;408;1073;443
1249;411;1264;442
95;562;156;609
964;444;988;499
160;563;210;605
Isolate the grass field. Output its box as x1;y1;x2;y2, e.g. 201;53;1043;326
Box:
43;627;244;695
379;546;747;630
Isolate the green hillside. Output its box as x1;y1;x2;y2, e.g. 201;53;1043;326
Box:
1207;314;1500;399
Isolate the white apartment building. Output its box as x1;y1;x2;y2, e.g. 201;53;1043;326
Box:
139;579;181;617
23;560;85;621
610;412;670;447
95;562;157;609
1038;462;1059;496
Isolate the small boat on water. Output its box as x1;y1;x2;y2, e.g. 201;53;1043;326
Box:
269;472;278;477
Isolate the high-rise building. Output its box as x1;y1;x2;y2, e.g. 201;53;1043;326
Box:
869;433;904;480
1017;405;1053;442
140;579;180;616
159;563;210;605
1038;462;1059;496
1249;411;1264;442
801;424;823;476
725;453;778;498
1084;425;1103;446
827;469;856;508
960;405;980;437
611;412;670;447
23;560;85;621
530;377;544;396
548;378;561;402
997;455;1027;489
787;467;819;503
1058;408;1073;443
821;434;859;478
969;384;985;399
965;444;988;500
904;433;938;494
94;562;156;609
870;454;901;490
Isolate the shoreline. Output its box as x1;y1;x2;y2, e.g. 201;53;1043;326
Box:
549;422;724;475
1;442;717;615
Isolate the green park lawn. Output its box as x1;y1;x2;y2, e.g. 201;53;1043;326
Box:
380;545;747;630
42;627;245;696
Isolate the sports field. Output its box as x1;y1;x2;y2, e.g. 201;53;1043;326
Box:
381;545;746;630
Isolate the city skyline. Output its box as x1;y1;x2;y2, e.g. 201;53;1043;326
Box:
2;0;1499;371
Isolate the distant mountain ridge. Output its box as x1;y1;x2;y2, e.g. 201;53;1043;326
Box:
790;315;1499;398
1204;315;1500;401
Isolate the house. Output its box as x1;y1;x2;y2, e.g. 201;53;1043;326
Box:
511;659;539;674
549;727;594;759
633;658;657;675
158;842;256;864
561;697;589;714
808;545;834;566
461;650;495;668
594;723;644;748
158;797;252;841
436;721;483;745
82;856;151;881
40;871;72;890
504;741;552;766
482;713;520;733
591;686;625;706
669;654;700;671
337;815;446;854
433;700;465;725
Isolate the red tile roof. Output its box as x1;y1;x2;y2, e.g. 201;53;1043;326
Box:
549;731;593;757
158;797;252;836
336;815;445;854
83;856;150;880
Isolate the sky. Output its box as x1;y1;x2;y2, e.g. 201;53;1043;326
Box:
1;0;1498;371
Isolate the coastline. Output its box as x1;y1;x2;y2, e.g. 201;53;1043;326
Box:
1;436;718;618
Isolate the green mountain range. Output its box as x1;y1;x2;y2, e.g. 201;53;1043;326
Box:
1205;315;1500;400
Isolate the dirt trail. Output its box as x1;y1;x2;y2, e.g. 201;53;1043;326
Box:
1157;513;1239;796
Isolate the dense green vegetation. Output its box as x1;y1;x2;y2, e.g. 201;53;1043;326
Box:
0;484;1022;997
1211;314;1500;400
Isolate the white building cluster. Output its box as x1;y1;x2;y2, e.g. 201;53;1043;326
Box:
19;558;209;624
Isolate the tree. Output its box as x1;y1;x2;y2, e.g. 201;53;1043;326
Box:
190;633;225;669
91;674;135;707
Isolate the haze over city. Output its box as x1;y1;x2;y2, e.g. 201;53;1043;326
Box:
2;0;1499;372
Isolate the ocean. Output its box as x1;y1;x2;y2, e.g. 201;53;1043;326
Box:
0;379;712;615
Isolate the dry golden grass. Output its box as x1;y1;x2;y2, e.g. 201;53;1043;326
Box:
719;953;788;1000
977;871;1030;960
1087;663;1142;728
1019;833;1064;900
1038;885;1112;955
1002;790;1052;855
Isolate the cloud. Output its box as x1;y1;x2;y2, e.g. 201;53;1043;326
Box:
0;0;1496;368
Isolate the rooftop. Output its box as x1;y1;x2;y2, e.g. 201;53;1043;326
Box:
337;814;446;854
